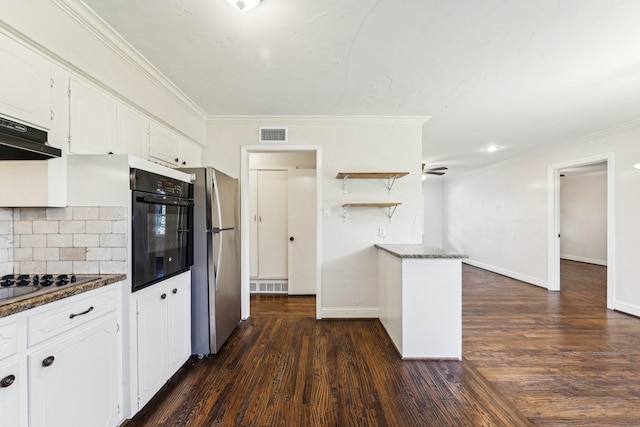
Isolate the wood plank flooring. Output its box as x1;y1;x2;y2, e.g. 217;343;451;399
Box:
250;294;316;317
125;260;640;426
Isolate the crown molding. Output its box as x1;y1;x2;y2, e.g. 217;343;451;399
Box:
51;0;207;120
207;115;431;125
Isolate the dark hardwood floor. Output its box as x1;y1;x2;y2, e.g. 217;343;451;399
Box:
125;260;640;426
250;294;316;317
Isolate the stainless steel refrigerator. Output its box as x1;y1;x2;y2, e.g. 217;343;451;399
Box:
180;167;241;356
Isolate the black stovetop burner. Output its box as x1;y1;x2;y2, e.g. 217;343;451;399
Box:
0;274;101;306
0;273;78;287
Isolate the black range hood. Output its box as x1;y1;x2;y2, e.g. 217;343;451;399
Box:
0;116;61;160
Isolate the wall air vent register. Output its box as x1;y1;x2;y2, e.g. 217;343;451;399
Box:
259;127;288;143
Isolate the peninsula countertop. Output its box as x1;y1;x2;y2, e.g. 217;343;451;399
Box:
375;244;469;259
0;274;126;318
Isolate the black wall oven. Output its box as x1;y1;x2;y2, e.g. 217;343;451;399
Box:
131;168;194;292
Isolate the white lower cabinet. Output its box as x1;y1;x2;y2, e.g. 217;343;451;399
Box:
167;279;191;375
136;273;191;410
0;283;122;427
0;357;22;427
28;315;120;427
136;284;168;408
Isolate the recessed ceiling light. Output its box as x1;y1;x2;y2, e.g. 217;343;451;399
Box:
634;163;640;170
226;0;261;10
483;144;501;152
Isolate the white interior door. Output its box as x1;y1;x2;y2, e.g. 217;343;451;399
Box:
288;170;317;295
257;170;288;278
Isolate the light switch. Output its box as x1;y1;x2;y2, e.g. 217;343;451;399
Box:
323;206;331;217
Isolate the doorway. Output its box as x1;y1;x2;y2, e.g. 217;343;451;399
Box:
547;153;615;309
558;162;608;305
240;146;322;320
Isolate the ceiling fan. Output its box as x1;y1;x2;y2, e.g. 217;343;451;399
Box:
422;163;448;176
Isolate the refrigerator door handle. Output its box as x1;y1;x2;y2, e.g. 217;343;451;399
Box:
214;180;223;292
211;227;236;233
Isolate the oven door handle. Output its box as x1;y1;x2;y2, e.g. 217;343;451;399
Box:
135;195;193;207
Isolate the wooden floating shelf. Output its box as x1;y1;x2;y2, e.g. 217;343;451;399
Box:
336;171;409;195
335;172;409;179
341;202;401;223
342;202;401;207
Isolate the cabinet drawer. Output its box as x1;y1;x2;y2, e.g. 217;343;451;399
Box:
0;322;18;361
27;288;117;347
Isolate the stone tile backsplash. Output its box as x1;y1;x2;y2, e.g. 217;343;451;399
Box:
0;208;13;276
0;206;127;275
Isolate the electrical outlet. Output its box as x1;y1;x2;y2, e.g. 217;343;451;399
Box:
378;226;386;238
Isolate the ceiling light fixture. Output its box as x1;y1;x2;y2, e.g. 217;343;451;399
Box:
483;144;500;153
226;0;261;10
634;163;640;170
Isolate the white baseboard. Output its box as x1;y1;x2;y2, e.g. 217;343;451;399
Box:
463;259;548;289
612;301;640;318
321;307;379;319
560;254;607;266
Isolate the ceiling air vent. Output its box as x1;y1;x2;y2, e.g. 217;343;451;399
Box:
259;127;288;143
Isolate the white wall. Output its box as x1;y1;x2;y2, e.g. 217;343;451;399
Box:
205;118;424;316
443;120;640;315
1;0;205;143
250;152;317;169
422;179;443;248
560;170;607;265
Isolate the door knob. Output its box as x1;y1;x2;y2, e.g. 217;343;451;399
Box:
289;236;294;241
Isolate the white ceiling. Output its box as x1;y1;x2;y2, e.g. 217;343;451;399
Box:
81;0;640;177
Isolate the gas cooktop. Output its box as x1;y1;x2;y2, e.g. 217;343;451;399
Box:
0;274;100;305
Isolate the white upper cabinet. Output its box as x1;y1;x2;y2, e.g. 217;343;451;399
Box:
0;33;52;129
149;122;180;166
179;138;202;168
149;122;202;168
69;78;117;154
117;104;149;159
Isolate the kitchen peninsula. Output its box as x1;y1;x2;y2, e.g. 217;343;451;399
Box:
376;244;468;360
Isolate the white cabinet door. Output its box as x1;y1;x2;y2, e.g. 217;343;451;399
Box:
28;315;120;427
0;33;52;129
135;273;192;411
69;79;117;154
0;357;22;427
167;276;191;375
117;104;149;158
136;284;169;409
149;122;180;166
179;139;202;168
249;170;259;277
257;170;288;278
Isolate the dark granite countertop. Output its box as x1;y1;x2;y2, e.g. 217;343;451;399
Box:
376;244;469;259
0;274;126;318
